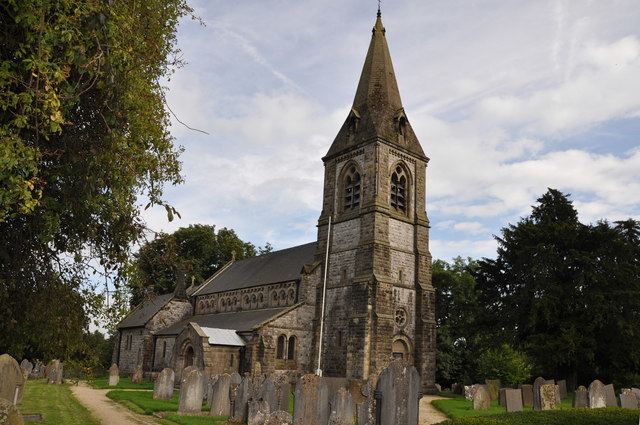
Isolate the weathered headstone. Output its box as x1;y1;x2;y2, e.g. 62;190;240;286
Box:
0;354;24;405
473;385;490;410
178;368;205;414
0;397;24;425
631;388;640;400
376;360;421;425
519;384;533;407
30;360;43;380
205;374;218;403
532;377;546;411
328;387;354;425
588;379;606;409
604;384;617;407
620;393;638;409
264;410;293;425
498;388;506;406
210;373;231;417
260;377;278;412
557;380;567;399
435;383;442;392
276;381;292;411
463;385;476;401
46;359;63;385
356;381;375;425
153;368;175;400
504;389;523;413
485;379;500;401
108;363;119;387
131;364;143;384
293;374;329;425
573;386;588;408
247;399;270;425
540;384;557;410
19;360;33;380
232;375;251;422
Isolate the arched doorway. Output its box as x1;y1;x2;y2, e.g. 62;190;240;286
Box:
392;338;409;360
184;345;194;367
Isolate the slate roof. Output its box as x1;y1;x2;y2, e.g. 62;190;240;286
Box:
117;293;174;329
325;13;427;161
155;307;291;336
194;242;317;296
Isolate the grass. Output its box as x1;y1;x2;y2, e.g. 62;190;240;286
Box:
106;390;210;415
17;379;100;425
159;414;229;425
90;376;154;390
439;409;640;424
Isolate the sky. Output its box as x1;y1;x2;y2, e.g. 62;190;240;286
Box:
142;0;640;261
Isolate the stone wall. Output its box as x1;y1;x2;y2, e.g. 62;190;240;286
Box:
203;345;241;376
117;327;147;374
153;336;176;371
194;281;298;315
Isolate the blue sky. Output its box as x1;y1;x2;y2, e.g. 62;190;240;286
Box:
142;0;640;261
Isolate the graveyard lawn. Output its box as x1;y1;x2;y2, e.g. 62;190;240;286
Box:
91;376;154;390
440;409;640;424
159;414;229;425
106;390;210;415
432;392;573;418
18;379;100;425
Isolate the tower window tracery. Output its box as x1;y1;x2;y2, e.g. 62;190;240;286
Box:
343;165;361;211
390;165;407;213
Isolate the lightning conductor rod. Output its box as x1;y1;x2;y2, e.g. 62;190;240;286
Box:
316;199;334;376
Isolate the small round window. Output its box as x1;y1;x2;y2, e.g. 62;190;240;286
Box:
395;308;407;328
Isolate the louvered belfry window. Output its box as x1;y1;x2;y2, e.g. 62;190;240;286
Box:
390;166;407;213
344;165;361;211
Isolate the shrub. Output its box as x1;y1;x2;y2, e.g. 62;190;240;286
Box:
477;344;532;386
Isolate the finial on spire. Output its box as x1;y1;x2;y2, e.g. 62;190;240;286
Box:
377;0;381;17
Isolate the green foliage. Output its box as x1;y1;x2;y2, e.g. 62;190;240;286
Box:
475;189;640;388
477;344;532;386
91;376;154;390
433;257;481;386
0;0;193;361
18;379;101;425
130;224;265;305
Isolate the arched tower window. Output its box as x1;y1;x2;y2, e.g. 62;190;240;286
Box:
390;165;407;213
343;165;361;211
276;335;286;359
287;336;297;360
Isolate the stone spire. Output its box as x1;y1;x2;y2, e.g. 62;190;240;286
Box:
173;268;187;299
325;12;426;160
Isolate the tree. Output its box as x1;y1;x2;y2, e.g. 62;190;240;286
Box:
476;189;640;387
433;257;481;386
477;344;532;386
0;0;193;361
130;224;263;305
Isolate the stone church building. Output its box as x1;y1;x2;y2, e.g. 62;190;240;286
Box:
114;11;437;393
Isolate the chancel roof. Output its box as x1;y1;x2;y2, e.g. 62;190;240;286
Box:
193;242;317;296
325;13;426;161
155;307;291;335
117;293;174;329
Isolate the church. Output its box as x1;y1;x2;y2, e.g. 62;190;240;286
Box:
113;10;437;394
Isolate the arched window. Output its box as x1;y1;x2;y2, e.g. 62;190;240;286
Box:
276;335;286;359
343;165;361;211
390;165;407;213
287;336;296;360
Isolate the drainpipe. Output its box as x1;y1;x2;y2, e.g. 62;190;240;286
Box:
316;213;332;376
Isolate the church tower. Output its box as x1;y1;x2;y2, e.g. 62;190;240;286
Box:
312;11;437;393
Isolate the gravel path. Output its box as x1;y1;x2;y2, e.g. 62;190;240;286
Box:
70;382;158;425
420;395;449;424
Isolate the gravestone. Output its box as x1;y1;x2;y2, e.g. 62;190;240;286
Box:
210;374;231;417
232;375;251;422
573;386;588;408
47;359;63;385
30;360;43;380
620;393;638;409
485;379;500;401
260;377;278;412
504;389;523;413
276;381;292;411
463;385;476;401
519;384;533;407
19;360;33;380
247;399;270;425
540;384;557;410
532;377;546;411
588;380;606;409
356;381;375;425
153;368;175;400
498;388;506;406
328;387;354;425
265;410;293;425
205;375;219;404
631;388;640;400
293;374;329;425
0;397;24;425
229;372;242;412
108;364;119;387
178;368;205;414
557;380;567;399
131;364;143;384
376;360;421;425
473;385;490;410
604;384;617;407
0;354;24;405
